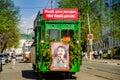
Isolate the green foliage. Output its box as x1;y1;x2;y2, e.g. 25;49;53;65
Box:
110;48;117;59
111;4;120;42
103;53;109;59
58;0;104;51
41;35;82;69
69;36;82;67
6;28;20;48
112;4;120;27
40;39;56;69
0;0;20;52
58;0;102;40
41;43;52;69
113;48;120;59
102;48;119;59
0;0;20;31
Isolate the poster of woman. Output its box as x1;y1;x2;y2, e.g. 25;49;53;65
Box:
50;42;69;71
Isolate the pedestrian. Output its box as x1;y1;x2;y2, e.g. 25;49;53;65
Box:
99;49;103;59
84;52;88;60
11;51;16;69
94;50;98;59
108;49;111;59
89;50;94;60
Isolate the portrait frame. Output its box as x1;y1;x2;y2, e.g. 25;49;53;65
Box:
50;42;69;71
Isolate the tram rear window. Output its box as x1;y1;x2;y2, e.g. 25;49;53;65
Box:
47;29;60;41
61;30;74;39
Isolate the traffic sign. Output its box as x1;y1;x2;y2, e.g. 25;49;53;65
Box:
87;34;93;40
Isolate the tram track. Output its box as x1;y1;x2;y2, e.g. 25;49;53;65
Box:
85;66;120;75
81;64;120;80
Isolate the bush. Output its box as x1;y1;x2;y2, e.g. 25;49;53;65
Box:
113;47;120;59
103;53;109;59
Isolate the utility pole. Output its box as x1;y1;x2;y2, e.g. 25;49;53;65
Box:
51;0;53;8
87;13;93;51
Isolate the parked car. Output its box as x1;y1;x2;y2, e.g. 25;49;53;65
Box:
0;57;2;72
16;54;23;61
3;53;11;63
0;54;6;65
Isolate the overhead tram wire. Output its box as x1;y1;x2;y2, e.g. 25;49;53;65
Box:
51;0;53;8
16;0;53;9
19;0;51;9
19;7;44;9
45;0;50;8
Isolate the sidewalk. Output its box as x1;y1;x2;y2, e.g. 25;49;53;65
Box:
91;59;120;65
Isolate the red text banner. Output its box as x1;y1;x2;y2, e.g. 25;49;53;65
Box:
43;8;78;20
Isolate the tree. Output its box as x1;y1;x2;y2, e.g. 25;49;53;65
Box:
112;4;120;43
0;0;20;53
58;0;104;51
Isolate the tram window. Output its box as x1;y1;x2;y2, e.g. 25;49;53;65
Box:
47;29;60;41
41;30;44;42
61;30;74;41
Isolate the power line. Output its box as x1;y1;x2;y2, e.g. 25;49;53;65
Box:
19;7;45;9
45;0;50;8
51;0;53;8
15;0;56;9
16;1;51;9
0;6;54;10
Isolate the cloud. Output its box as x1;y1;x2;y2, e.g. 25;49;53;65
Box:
18;13;36;34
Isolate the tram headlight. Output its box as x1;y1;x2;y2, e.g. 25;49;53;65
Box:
77;40;79;43
41;40;44;43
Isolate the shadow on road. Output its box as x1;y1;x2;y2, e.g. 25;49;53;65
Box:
41;72;77;80
18;61;31;63
22;70;77;80
22;70;42;80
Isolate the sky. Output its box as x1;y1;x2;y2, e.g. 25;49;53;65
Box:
12;0;58;33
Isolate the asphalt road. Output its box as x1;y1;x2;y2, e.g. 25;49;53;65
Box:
0;60;120;80
76;60;120;80
0;61;39;80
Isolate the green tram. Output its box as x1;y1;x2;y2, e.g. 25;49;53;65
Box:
30;8;82;76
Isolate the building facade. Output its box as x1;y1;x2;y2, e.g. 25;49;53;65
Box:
93;0;120;51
